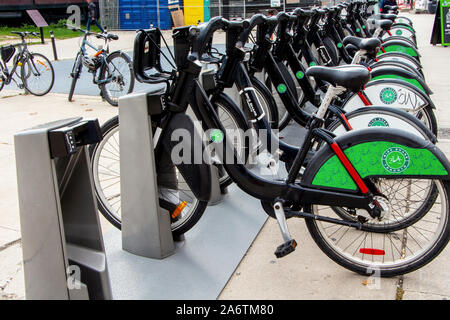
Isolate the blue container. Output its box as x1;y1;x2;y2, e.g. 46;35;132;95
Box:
119;0;176;30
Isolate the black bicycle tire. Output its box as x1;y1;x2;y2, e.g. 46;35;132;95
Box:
249;76;279;130
304;179;450;277
88;115;208;236
68;53;82;102
99;51;135;107
21;53;54;96
0;62;5;92
210;93;251;190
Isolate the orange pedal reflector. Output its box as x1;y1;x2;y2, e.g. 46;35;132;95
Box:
359;248;385;255
171;201;187;219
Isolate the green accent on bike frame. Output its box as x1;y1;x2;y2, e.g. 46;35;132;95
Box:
311;141;447;190
296;71;304;79
377;44;418;57
309;62;317;67
370;74;425;94
337;43;343;48
210;129;224;143
277;84;287;93
356;28;361;32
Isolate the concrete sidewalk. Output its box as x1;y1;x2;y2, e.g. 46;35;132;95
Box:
0;12;449;300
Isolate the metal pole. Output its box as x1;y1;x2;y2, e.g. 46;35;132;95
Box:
157;0;161;28
50;30;58;61
40;27;44;44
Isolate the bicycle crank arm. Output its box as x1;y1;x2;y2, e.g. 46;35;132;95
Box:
273;201;297;258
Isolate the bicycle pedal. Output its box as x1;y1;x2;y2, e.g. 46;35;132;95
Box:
274;239;297;258
18;84;24;89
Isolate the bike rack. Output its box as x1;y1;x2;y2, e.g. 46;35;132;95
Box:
15;118;112;300
118;90;223;259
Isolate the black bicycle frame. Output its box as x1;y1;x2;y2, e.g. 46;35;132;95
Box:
171;64;370;211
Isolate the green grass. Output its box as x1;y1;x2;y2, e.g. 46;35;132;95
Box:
0;20;102;43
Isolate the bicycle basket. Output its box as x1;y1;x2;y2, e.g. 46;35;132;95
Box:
1;45;15;63
133;28;174;84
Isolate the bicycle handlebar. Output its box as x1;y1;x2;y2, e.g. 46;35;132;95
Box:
11;31;40;38
191;17;249;58
240;14;277;44
67;24;118;41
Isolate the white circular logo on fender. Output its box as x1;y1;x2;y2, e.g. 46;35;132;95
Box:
381;147;410;173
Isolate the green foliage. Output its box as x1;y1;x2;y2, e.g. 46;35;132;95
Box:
0;19;102;43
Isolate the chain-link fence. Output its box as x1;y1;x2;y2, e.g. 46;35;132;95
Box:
99;0;120;30
99;0;322;31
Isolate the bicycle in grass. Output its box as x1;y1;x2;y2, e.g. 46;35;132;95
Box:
0;31;54;95
68;27;134;106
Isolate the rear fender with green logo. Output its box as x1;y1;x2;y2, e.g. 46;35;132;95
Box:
369;65;432;95
376;52;422;70
395;16;414;27
391;23;416;34
342;79;435;118
378;40;421;61
381;34;417;48
301;128;450;192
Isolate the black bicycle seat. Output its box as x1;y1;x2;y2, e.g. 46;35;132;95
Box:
378;19;394;30
107;34;119;41
96;33;119;41
306;65;370;92
379;13;397;21
343;36;381;51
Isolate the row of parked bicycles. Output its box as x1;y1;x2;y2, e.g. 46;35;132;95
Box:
0;28;134;106
29;0;447;277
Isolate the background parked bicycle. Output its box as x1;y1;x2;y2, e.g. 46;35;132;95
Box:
0;31;54;96
68;26;134;106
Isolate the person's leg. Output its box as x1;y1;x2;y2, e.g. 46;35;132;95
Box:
94;19;105;33
86;18;92;31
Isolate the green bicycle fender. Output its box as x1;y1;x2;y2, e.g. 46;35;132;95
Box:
301;128;450;192
378;42;420;58
369;65;432;95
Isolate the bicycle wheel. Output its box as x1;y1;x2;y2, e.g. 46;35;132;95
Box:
99;51;134;106
89;116;207;236
415;106;438;137
0;63;5;92
21;53;54;96
264;61;303;131
89;97;249;233
206;94;250;189
305;179;450;277
68;52;82;102
322;36;339;66
249;77;279;129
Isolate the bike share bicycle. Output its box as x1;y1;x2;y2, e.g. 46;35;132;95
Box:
265;6;437;136
91;17;450;277
68;27;134;106
0;31;54;95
